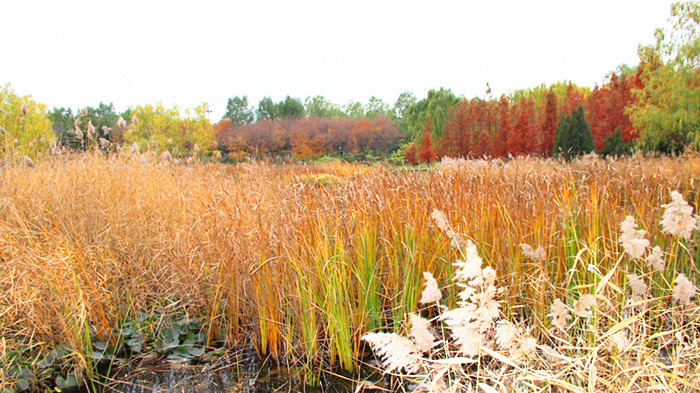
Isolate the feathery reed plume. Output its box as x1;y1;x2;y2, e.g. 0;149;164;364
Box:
619;216;649;259
131;114;139;125
608;330;629;353
419;272;442;305
74;126;84;140
626;274;648;298
673;274;698;305
101;126;111;136
519;243;546;262
431;209;450;233
80;107;87;116
98;138;110;149
20;103;28;115
361;332;423;373
116;116;126;129
660;191;699;239
159;151;173;162
452;241;483;284
549;299;570;331
645;246;665;272
519;337;537;357
22;156;34;168
431;209;468;249
409;313;438;353
86;120;95;139
439;242;501;357
495;320;518;351
573;294;596;318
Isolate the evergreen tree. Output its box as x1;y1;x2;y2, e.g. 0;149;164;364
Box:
256;97;278;121
600;128;631;158
553;104;594;160
223;96;254;126
277;96;305;119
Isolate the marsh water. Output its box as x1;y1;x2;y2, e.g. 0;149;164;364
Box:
103;350;388;393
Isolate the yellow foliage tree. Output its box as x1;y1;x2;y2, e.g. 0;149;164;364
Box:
0;84;54;158
123;102;215;157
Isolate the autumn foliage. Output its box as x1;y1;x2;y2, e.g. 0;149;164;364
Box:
405;76;643;164
215;116;401;160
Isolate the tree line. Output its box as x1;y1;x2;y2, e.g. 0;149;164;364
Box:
0;2;696;162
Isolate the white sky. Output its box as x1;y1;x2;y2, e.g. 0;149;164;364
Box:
1;0;675;121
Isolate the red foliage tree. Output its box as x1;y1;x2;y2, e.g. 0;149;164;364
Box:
539;90;558;156
405;143;418;165
508;99;535;156
584;72;640;150
418;117;437;163
438;101;470;157
494;96;511;158
562;82;584;116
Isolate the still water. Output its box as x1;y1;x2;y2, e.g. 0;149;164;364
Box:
104;351;388;393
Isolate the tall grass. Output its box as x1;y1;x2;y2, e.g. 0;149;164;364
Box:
0;152;698;390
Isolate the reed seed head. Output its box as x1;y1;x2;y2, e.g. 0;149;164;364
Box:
660;191;699;239
419;271;442;305
431;209;450;233
495;320;518;350
619;216;649;259
520;243;546;262
645;246;665;272
409;313;438;353
627;274;648;297
573;294;596;318
549;299;570;331
361;332;423;373
87;120;95;138
673;273;697;305
608;330;629;353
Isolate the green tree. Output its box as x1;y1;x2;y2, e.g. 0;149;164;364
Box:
628;1;699;153
392;91;417;138
256;97;278;121
277;96;305;119
599;128;632;158
553;104;594;160
223;96;254;126
304;96;345;118
364;96;391;119
403;88;460;142
343;100;365;119
49;107;74;139
0;84;54;158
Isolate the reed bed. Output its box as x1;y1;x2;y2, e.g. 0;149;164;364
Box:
0;152;699;391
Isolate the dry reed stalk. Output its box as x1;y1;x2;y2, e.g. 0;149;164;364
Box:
0;153;698;391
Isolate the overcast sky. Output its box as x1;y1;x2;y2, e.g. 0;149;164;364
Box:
1;0;675;120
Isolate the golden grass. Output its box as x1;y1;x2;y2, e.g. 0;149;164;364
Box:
0;152;699;390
